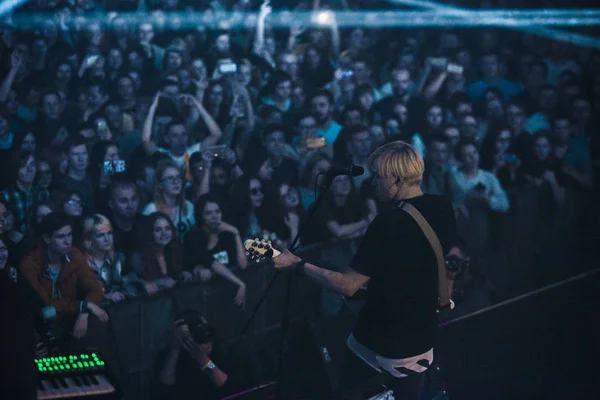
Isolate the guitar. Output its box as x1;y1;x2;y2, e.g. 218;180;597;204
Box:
243;239;281;262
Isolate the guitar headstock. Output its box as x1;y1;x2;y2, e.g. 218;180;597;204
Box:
244;238;281;261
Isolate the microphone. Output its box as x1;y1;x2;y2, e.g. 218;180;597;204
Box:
322;165;365;178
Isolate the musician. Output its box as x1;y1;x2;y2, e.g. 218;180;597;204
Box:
274;141;461;400
20;212;109;340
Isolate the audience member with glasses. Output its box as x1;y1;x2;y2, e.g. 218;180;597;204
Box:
143;159;196;236
227;176;289;244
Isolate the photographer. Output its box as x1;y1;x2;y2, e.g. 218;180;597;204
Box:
155;312;234;400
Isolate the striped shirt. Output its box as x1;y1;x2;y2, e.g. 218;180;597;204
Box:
347;333;433;378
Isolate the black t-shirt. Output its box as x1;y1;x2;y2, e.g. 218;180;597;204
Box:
111;215;143;275
304;193;368;244
184;229;239;269
351;194;458;359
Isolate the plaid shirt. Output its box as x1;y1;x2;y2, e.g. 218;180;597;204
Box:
0;185;50;237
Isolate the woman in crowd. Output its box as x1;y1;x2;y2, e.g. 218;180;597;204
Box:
480;123;523;190
304;173;370;245
82;214;127;302
186;194;247;271
183;195;247;307
131;212;181;296
354;84;376;122
227;176;289;244
203;80;231;129
143;159;195;238
522;131;566;207
278;182;303;245
12;130;37;154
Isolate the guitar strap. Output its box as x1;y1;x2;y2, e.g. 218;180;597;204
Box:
396;201;451;309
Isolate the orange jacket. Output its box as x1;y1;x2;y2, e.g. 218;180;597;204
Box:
20;247;104;315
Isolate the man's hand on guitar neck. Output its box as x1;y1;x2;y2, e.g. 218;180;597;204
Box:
273;249;301;270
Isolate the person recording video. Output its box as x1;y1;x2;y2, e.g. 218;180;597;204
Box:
155;311;236;400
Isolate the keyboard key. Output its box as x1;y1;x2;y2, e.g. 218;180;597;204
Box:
80;375;91;386
90;375;99;385
72;375;82;386
49;377;59;389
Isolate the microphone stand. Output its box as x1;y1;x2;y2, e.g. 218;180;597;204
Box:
242;174;334;400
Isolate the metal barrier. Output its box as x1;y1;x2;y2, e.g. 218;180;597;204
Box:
79;185;593;398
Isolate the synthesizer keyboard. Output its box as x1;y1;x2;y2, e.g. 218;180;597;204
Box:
36;352;120;399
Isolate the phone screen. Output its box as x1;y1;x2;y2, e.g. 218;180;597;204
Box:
207;145;228;159
447;63;464;75
86;55;100;67
305;137;326;149
219;63;237;74
103;161;113;174
114;160;126;173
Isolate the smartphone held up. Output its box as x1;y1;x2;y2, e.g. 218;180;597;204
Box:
103;160;126;175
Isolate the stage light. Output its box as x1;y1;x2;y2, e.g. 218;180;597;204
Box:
314;10;333;25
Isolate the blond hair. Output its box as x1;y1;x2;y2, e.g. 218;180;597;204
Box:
368;140;424;186
83;214;115;262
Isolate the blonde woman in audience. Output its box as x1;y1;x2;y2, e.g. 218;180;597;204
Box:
83;214;126;302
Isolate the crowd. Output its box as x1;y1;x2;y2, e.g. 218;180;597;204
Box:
0;0;598;397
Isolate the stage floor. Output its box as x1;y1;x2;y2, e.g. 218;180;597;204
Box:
439;268;600;400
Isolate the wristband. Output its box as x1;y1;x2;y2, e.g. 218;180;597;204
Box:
202;360;216;372
439;299;455;311
292;259;307;276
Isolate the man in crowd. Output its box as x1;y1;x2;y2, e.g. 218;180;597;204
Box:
55;135;95;214
20;212;108;340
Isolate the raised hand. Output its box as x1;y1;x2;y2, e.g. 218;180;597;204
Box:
10;49;23;71
258;159;273;180
259;0;272;19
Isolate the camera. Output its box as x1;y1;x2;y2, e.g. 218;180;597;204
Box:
177;311;215;344
445;254;470;275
